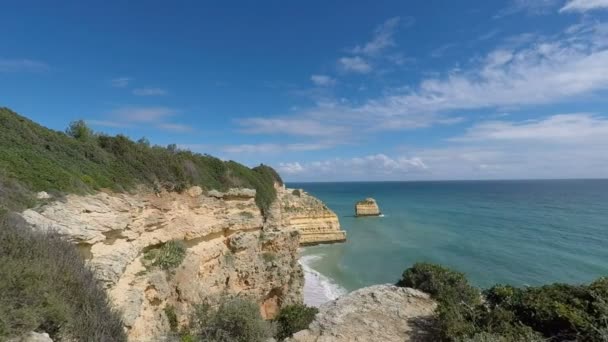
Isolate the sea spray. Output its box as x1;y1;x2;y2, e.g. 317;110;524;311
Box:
300;254;347;307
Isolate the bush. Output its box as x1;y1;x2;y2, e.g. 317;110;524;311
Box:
0;107;283;213
143;240;187;270
187;299;274;342
397;262;480;305
165;305;178;332
292;189;301;197
0;217;125;341
274;304;318;340
397;263;608;341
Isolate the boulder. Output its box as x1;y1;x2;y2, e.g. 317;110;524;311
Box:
287;285;437;342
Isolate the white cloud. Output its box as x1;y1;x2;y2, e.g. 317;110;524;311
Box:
88;106;191;132
310;74;336;86
221;142;333;154
109;106;176;122
0;58;49;72
156;123;192;132
238;115;350;137
495;0;560;18
241;22;608;138
277;113;608;181
560;0;608;12
339;56;372;73
452;113;608;143
132;87;168;96
110;77;132;88
277;154;428;179
351;17;402;56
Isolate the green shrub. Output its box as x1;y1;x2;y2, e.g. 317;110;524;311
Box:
144;240;187;270
0;107;283;213
398;263;608;341
0;217;125;341
274;304;318;340
164;305;178;332
188;299;274;342
291;189;301;197
397;262;480;305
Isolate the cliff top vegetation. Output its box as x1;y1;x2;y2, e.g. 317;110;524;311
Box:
0;107;283;213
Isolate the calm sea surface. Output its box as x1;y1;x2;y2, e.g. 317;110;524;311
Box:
290;180;608;297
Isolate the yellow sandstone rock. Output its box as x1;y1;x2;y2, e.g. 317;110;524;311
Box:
355;198;381;216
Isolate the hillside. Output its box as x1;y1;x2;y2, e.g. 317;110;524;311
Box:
0;107;282;213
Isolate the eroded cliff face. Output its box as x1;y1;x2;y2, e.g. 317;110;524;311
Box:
20;187;303;341
278;187;346;245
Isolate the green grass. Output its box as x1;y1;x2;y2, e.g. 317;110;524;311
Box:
142;240;187;270
0;107;282;213
0;215;126;341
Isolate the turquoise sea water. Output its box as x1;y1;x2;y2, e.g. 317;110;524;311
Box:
291;180;608;297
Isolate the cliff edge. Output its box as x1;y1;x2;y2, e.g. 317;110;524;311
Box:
287;284;437;342
278;187;346;245
19;186;303;341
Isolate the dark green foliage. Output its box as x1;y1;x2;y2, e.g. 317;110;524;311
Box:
187;299;275;342
398;263;608;341
143;240;187;270
274;304;318;340
397;262;481;305
0;107;282;212
165;305;179;332
292;189;301;197
0;217;126;341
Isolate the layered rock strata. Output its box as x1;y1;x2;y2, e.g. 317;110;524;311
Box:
278;187;346;245
288;285;437;342
355;198;381;217
20;187;303;341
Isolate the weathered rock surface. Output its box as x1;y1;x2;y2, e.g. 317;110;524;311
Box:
287;285;437;342
20;186;304;341
278;188;346;245
8;332;53;342
355;198;381;217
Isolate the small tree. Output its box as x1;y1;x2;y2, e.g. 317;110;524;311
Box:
66;120;94;141
274;304;318;340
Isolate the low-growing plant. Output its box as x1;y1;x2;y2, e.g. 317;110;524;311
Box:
291;189;301;197
187;299;275;342
164;305;178;332
262;252;277;263
144;240;187;270
0;217;126;341
274;304;318;340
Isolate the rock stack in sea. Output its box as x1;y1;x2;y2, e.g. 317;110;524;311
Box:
355;198;381;216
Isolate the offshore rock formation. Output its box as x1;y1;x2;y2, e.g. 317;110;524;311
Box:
355;198;381;217
19;187;303;341
287;285;437;342
279;187;346;245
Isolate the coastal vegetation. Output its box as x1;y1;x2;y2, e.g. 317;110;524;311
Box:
398;263;608;341
274;304;319;340
0;107;282;214
0;213;126;341
143;240;187;271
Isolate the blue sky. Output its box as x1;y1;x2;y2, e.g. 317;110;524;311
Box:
2;0;608;181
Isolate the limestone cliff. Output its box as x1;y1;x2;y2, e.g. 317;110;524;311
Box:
287;285;437;342
19;187;303;341
355;198;381;217
277;187;346;245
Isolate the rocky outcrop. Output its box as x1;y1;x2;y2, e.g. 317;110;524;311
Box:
287;285;437;342
355;198;381;217
20;187;303;341
278;188;346;245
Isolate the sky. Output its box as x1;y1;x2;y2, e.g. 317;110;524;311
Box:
2;0;608;181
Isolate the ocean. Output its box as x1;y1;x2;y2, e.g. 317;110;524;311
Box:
289;180;608;306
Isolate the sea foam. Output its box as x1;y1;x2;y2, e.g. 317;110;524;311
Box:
299;254;347;307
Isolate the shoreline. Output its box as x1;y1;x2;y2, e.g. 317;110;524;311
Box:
299;252;347;307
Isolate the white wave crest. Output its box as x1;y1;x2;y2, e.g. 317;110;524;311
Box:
299;254;347;307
